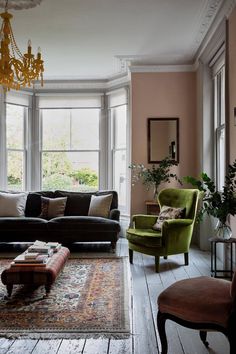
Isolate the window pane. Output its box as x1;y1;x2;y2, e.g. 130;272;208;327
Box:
42;109;70;150
7;151;24;191
114;150;126;212
6;104;24;149
42;151;99;191
71;109;99;149
220;68;225;125
112;106;127;149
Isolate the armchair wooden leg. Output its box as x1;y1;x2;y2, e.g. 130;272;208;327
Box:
184;252;189;266
129;249;133;264
157;311;168;354
199;331;209;347
155;256;160;272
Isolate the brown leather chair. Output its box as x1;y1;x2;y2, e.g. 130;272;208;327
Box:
157;274;236;354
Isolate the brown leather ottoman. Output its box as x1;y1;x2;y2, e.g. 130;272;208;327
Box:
1;247;70;297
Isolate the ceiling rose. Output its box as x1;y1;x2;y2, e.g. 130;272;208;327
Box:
0;0;43;10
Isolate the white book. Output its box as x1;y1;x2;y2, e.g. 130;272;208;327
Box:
25;252;40;259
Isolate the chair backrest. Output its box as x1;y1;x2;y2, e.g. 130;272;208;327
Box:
158;188;199;220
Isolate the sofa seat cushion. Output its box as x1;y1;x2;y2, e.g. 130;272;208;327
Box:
47;216;121;232
127;228;162;247
0;217;48;230
158;276;232;328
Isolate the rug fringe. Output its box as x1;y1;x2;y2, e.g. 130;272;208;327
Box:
0;332;131;340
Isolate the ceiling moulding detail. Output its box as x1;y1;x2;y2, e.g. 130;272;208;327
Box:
190;0;224;57
33;74;130;92
0;0;43;10
129;65;195;73
194;0;236;64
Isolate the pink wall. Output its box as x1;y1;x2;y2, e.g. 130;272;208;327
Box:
131;72;197;214
228;7;236;231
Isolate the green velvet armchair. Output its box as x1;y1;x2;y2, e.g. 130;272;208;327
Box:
126;188;199;272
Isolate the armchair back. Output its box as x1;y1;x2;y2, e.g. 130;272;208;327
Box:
158;188;199;220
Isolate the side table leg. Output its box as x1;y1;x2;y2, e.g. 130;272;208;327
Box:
6;284;13;297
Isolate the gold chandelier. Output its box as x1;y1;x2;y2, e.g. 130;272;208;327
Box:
0;1;44;91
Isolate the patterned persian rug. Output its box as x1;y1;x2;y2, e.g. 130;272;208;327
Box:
0;257;130;339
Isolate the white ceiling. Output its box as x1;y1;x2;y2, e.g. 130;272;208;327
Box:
4;0;225;80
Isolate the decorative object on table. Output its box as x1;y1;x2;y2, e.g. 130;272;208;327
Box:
0;0;44;91
183;159;236;240
0;257;130;339
129;157;181;200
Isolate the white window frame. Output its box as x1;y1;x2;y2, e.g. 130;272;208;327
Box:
6;102;28;191
108;87;130;215
212;53;225;191
37;94;103;189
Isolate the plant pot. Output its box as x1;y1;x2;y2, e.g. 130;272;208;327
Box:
214;220;232;240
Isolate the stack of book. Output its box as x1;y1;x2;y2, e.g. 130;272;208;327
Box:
10;241;62;268
27;240;61;255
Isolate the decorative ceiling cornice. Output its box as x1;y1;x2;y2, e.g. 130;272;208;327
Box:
0;0;43;10
189;0;223;59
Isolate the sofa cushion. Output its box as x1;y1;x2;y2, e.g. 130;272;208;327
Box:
127;228;162;247
0;192;28;217
47;216;121;232
88;194;113;218
0;217;48;230
54;190;93;216
54;190;118;216
152;205;185;231
25;191;55;217
96;191;118;210
39;197;67;219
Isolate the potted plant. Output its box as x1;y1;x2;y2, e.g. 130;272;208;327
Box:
129;157;181;200
183;160;236;239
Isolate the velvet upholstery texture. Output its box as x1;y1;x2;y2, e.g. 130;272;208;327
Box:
157;275;236;354
0;190;120;247
126;188;199;272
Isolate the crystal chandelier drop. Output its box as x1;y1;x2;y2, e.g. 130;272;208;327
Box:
0;0;44;91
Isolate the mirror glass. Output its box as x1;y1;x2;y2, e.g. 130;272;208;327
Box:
148;118;179;163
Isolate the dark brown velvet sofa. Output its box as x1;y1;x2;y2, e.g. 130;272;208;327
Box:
0;190;120;249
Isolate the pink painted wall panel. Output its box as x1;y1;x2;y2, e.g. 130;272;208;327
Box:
131;72;197;214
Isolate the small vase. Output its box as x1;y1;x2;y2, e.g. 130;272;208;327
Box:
153;185;158;201
214;220;232;240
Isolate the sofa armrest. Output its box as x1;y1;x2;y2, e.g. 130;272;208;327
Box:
109;209;120;221
132;214;157;229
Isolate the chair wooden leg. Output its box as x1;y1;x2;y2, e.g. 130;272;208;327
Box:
129;249;133;264
157;311;168;354
164;256;168;260
155;256;160;272
199;331;209;347
184;252;189;265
